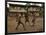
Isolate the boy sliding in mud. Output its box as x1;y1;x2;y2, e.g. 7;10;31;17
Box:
16;13;26;30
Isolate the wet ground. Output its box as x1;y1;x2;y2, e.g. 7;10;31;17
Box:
7;16;43;33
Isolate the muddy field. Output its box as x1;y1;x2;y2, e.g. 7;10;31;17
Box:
7;16;43;33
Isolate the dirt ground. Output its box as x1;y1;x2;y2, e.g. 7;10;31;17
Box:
7;16;43;33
